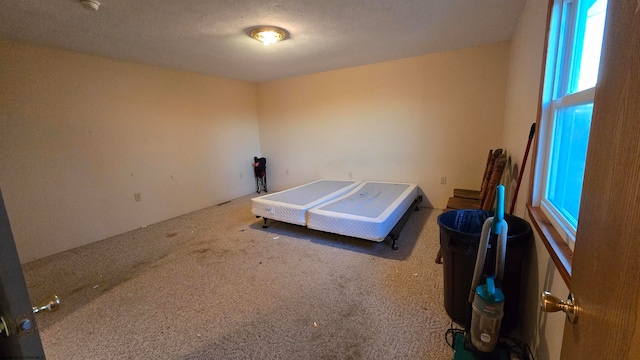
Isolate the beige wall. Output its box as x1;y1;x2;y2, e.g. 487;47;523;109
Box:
257;42;511;208
501;1;569;359
1;7;570;358
0;41;260;262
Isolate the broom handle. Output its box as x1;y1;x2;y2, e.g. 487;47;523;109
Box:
509;123;536;215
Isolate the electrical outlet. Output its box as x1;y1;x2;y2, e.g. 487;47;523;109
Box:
286;169;289;175
440;176;447;185
134;193;142;202
348;171;353;179
240;172;243;179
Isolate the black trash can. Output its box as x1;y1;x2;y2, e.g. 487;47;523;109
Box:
438;209;532;335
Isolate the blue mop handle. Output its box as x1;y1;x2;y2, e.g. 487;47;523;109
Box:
492;185;505;235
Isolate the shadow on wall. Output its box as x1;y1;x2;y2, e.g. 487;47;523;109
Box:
503;155;520;215
538;258;562;360
418;188;434;208
522;235;542;358
521;234;563;360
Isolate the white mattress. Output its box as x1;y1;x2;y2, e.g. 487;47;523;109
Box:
307;181;418;241
251;180;361;226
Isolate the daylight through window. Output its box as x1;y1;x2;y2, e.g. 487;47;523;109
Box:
534;0;608;249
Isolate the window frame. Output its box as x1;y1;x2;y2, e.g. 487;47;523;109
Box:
537;90;595;249
528;0;606;287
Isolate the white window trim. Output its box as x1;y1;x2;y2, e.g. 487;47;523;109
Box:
533;0;602;252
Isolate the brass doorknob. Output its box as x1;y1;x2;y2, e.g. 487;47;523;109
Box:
32;295;61;314
540;291;578;323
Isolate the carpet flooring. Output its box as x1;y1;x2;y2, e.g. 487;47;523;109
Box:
23;193;454;359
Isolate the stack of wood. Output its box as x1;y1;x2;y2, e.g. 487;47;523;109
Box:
446;149;506;211
435;149;507;264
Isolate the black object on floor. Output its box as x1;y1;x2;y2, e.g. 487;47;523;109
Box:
253;156;267;193
438;210;532;335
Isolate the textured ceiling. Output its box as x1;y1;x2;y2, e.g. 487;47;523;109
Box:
0;0;526;82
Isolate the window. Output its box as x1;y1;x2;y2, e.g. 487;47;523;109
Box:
533;0;608;253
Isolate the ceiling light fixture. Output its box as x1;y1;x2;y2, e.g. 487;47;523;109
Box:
79;0;100;11
250;26;287;46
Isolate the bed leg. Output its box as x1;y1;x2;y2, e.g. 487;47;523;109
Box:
262;218;269;229
391;235;399;250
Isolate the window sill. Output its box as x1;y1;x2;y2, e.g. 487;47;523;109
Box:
526;204;573;287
